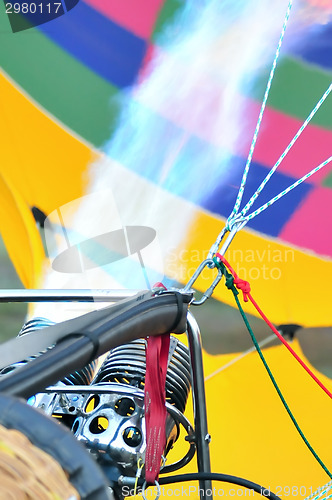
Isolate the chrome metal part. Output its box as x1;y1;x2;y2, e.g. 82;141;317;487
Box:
0;289;142;303
191;267;224;306
7;304;211;498
207;226;228;260
183;220;246;306
42;383;195;476
207;218;246;262
183;259;224;306
217;221;246;257
41;336;194;479
74;386;148;476
44;383;195;432
142;480;161;500
0;317;97;425
187;312;212;500
29;386;87;418
184;259;215;292
93;338;191;414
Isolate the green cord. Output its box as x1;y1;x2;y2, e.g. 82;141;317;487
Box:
214;259;332;480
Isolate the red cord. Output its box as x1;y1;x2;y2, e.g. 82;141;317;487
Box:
216;253;332;400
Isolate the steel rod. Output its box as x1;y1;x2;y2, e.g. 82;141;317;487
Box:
0;289;142;302
187;312;212;500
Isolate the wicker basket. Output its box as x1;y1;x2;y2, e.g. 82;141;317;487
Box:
0;423;79;500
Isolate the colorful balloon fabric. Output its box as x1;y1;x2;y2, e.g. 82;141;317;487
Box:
1;0;332;326
1;1;332;497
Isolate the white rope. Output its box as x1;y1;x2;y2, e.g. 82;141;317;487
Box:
205;334;275;381
232;155;332;227
229;0;293;222
304;481;332;500
233;83;332;222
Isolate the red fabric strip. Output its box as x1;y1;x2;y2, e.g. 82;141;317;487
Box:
144;333;170;483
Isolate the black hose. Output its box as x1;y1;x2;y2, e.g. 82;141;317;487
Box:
0;292;190;398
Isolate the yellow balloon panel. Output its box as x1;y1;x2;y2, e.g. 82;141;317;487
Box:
0;71;100;286
0;173;44;288
0;72;99;214
157;340;332;499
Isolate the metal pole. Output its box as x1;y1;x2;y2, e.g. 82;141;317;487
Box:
0;289;141;302
187;312;213;500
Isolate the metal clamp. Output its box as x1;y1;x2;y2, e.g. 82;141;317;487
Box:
142;481;161;500
183;259;224;306
207;226;228;260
